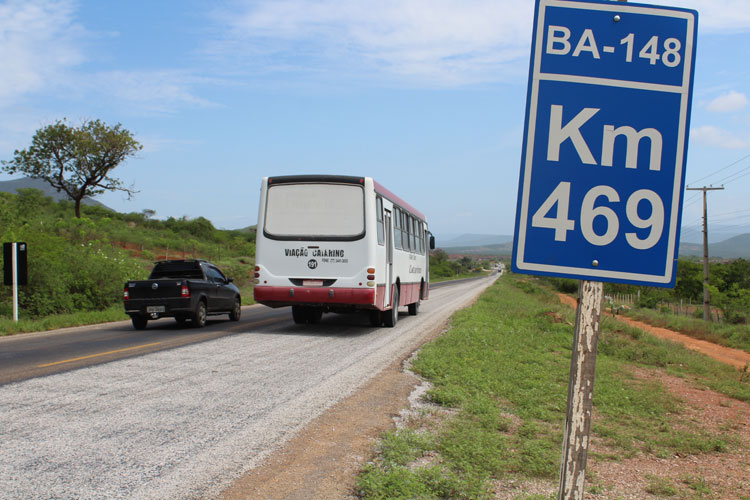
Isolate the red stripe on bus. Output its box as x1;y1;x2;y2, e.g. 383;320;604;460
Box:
373;180;426;221
254;286;376;306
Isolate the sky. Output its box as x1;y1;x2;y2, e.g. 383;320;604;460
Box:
1;0;749;242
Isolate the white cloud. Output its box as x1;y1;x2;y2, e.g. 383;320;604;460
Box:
677;0;750;33
0;0;84;107
210;0;750;85
691;125;750;149
211;0;534;86
707;91;749;113
85;71;220;114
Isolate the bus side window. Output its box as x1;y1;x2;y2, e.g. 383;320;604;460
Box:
401;211;409;252
410;217;417;253
394;208;402;249
376;197;384;245
418;221;424;253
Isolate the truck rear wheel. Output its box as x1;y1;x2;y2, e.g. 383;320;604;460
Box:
229;297;241;321
192;301;207;328
131;316;148;330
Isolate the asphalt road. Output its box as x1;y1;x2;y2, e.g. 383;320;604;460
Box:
0;276;485;386
0;276;496;500
0;305;290;386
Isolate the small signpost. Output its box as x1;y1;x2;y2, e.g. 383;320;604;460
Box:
512;0;697;498
3;242;28;322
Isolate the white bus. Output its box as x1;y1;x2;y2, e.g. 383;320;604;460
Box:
253;175;434;327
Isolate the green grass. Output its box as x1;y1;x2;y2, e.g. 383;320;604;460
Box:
645;475;678;497
430;270;491;283
357;274;749;500
0;307;129;335
0;290;256;336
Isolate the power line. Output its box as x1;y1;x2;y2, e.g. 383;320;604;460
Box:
687;152;750;186
717;167;750;186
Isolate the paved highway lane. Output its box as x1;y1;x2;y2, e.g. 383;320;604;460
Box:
0;276;496;500
0;306;291;385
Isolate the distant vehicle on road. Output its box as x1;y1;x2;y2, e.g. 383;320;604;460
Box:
124;260;241;330
254;175;434;327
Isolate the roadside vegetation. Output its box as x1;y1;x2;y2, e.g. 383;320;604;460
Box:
357;273;749;500
544;258;750;353
0;188;256;334
0;188;493;335
430;249;492;282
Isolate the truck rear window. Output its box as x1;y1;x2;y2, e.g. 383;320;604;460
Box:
149;263;203;279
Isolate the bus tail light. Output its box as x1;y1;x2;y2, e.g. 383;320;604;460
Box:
181;284;191;298
367;267;375;280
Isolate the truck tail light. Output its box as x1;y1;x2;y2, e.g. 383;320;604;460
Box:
123;286;129;300
181;284;191;298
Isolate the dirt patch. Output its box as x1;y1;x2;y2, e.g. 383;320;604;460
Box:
585;368;750;500
492;367;750;500
556;292;750;370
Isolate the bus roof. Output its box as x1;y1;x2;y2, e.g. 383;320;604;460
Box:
266;175;426;222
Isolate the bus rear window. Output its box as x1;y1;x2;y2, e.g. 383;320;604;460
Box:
264;183;365;239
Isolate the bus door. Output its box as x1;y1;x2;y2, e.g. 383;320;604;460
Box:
384;210;393;308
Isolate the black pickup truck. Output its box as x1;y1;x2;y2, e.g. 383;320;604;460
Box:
124;260;241;330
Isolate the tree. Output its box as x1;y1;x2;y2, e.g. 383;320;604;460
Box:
2;119;142;218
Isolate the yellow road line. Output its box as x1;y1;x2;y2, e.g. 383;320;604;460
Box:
37;342;163;368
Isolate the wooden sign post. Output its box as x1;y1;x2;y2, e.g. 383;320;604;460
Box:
558;280;603;499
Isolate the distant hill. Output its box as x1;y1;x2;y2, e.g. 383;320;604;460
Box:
680;224;750;244
680;233;750;259
0;177;109;208
441;241;514;257
437;233;513;248
440;232;750;259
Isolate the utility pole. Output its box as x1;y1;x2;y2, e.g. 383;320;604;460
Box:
686;186;724;321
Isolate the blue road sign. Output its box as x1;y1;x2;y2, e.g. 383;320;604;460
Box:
512;0;698;287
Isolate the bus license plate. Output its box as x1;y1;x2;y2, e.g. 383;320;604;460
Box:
303;280;323;287
147;306;166;313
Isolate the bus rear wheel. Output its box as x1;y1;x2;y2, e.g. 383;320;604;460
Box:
369;310;382;327
408;301;420;316
292;306;307;324
308;307;323;324
383;287;399;328
292;306;323;324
